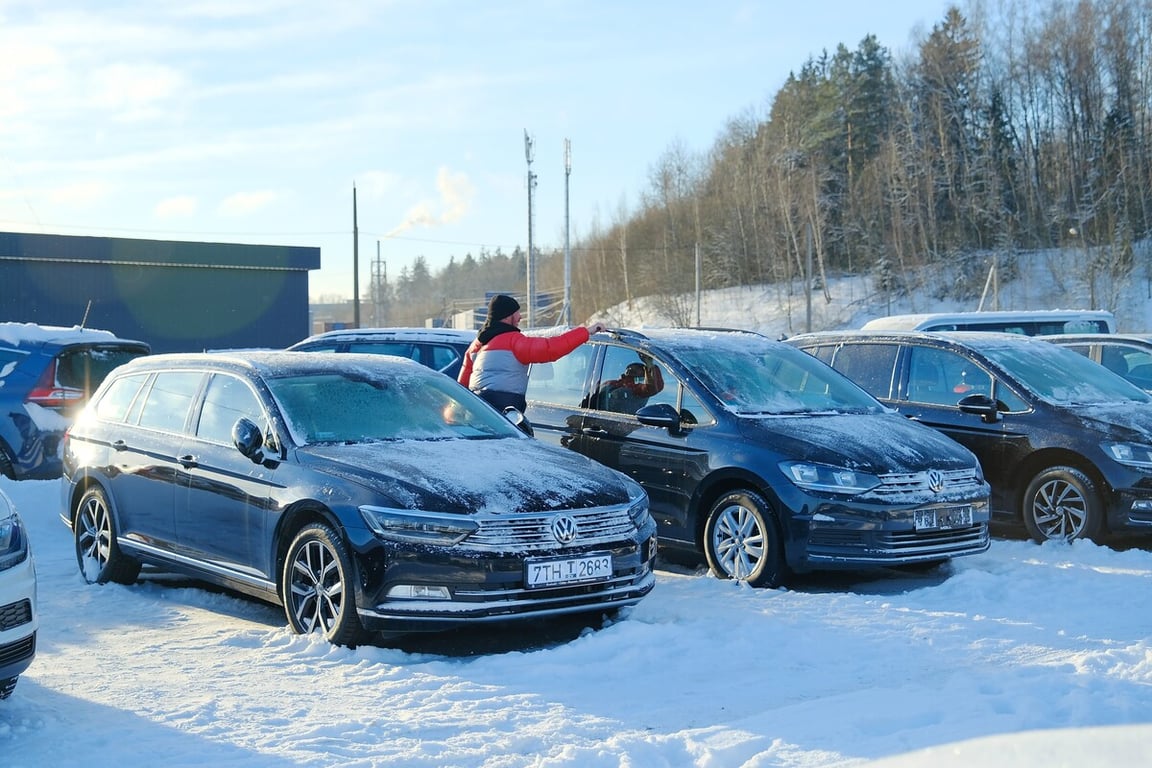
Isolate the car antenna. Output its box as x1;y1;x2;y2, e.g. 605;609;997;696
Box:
80;299;92;329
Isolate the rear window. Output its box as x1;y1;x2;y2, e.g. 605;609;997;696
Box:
56;345;150;396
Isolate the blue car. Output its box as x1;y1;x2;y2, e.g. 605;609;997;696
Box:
0;324;149;480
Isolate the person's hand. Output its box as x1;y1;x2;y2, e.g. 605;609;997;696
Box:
587;321;606;335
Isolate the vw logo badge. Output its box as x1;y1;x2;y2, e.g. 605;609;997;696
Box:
551;514;578;544
927;469;945;493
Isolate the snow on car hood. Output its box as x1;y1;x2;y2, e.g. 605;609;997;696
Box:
741;411;979;474
297;436;637;515
1066;401;1152;442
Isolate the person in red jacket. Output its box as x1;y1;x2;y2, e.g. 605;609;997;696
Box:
458;294;605;412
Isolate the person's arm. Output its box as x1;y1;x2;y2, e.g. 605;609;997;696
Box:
510;322;605;365
457;339;480;386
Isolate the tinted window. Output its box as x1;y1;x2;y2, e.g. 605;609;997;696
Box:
93;374;150;423
195;374;265;444
906;346;993;405
346;341;420;361
526;344;597;408
137;371;204;433
427;344;463;374
830;343;898;399
56;346;148;394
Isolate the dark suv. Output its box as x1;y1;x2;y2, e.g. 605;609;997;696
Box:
288;327;476;380
0;324;150;480
523;328;991;587
788;330;1152;543
61;350;655;644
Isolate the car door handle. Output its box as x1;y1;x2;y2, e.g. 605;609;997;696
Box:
581;427;608;437
178;454;198;468
111;439;127;451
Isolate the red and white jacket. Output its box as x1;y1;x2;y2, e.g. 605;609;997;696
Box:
458;323;591;398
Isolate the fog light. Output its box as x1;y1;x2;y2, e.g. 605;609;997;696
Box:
386;584;451;600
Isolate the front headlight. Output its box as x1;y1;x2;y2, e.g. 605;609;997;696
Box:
780;461;881;495
0;512;29;571
627;491;651;527
360;507;480;546
1104;442;1152;469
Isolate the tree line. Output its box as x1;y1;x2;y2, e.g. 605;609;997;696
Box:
378;0;1152;329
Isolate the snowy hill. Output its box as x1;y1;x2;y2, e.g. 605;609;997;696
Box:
592;248;1152;337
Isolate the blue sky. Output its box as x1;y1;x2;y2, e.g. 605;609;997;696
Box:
0;0;955;301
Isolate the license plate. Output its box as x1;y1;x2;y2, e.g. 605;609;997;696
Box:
914;505;974;531
525;554;613;588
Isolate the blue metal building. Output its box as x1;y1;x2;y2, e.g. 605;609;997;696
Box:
0;231;320;353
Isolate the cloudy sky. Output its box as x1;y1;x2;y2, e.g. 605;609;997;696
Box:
0;0;953;299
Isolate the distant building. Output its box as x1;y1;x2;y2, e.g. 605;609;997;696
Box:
0;231;320;353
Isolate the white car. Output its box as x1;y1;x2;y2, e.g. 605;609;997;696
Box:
0;486;36;699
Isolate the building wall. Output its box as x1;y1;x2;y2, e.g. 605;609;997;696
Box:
0;231;320;353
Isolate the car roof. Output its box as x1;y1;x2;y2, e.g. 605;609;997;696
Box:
0;322;149;351
114;349;432;377
860;309;1116;331
1040;333;1152;343
289;326;476;347
788;328;1057;350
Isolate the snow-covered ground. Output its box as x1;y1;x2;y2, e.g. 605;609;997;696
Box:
4;477;1152;767
5;249;1152;767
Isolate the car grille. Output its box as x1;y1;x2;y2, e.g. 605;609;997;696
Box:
0;599;32;632
808;524;989;561
0;631;35;667
465;505;637;552
868;467;984;499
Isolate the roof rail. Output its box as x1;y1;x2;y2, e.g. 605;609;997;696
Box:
604;328;649;341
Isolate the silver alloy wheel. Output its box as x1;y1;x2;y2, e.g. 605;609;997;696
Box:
710;501;766;579
288;538;346;634
1030;476;1089;540
76;493;113;583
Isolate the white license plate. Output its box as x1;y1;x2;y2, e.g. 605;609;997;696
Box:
526;554;613;588
914;505;974;531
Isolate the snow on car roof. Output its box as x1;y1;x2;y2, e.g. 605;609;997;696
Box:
0;322;120;347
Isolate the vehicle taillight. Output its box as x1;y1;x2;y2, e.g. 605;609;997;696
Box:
25;359;84;410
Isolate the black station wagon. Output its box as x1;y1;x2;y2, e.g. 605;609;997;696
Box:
61;351;656;644
523;328;991;587
789;330;1152;543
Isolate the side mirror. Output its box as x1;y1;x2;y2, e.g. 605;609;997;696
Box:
636;403;685;434
502;406;535;437
957;393;1003;423
232;417;266;462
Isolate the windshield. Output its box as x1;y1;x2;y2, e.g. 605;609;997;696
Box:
673;338;884;415
266;368;521;444
979;339;1152;405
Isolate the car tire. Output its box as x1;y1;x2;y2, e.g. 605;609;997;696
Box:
74;487;142;585
703;489;786;587
1022;465;1103;543
282;523;365;646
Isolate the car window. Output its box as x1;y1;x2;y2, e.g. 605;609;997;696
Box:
427;344;463;374
137;371;204;433
346;341;420;361
906;346;992;405
830;343;898;399
56;346;147;395
92;373;150;423
589;346;669;415
195;373;266;445
526;344;596;408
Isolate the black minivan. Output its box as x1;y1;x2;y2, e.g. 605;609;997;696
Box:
523;328;991;587
789;330;1152;543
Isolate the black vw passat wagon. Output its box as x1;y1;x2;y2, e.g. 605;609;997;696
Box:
523;328;991;587
788;330;1152;544
61;351;655;644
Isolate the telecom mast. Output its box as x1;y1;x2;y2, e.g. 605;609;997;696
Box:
524;130;537;329
563;139;572;326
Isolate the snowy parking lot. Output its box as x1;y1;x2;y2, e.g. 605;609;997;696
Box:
5;478;1152;767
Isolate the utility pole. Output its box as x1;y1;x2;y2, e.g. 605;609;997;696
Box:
563;138;572;326
525;130;537;329
353;184;360;328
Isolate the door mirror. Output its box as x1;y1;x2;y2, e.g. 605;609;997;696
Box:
232;417;266;461
502;406;535;437
636;403;684;433
957;393;1003;423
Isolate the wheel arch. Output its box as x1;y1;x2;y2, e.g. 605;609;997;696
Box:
689;467;782;550
270;500;350;591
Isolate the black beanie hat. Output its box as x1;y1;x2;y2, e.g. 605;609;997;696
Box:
488;294;520;322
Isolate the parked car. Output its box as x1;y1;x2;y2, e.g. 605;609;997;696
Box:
1039;333;1152;392
0;323;150;480
61;351;655;644
861;309;1116;335
0;486;36;700
522;328;991;588
288;327;476;380
787;329;1152;544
